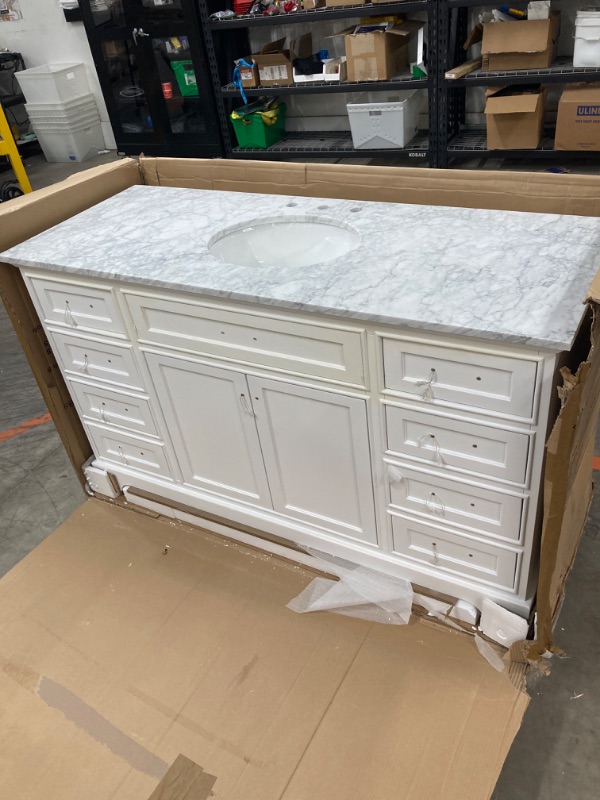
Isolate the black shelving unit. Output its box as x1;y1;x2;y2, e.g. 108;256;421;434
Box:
200;0;434;162
439;2;600;167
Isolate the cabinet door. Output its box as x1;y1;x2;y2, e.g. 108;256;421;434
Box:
145;353;272;508
247;376;377;545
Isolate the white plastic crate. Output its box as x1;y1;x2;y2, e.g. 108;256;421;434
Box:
574;9;600;68
347;90;421;149
25;93;98;117
31;119;104;163
16;63;90;105
27;108;100;126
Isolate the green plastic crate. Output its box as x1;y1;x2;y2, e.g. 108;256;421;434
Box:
231;104;286;149
171;60;199;97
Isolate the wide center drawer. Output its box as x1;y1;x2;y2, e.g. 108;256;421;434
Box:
386;461;525;542
26;274;127;338
381;337;538;420
384;403;531;486
390;513;520;589
123;291;366;386
49;329;145;392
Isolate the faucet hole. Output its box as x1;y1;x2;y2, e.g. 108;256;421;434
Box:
286;202;298;207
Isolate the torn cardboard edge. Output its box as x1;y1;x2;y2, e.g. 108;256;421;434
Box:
0;155;598;669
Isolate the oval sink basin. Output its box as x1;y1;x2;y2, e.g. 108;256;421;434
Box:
208;219;360;269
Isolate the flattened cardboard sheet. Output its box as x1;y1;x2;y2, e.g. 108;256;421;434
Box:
0;499;528;800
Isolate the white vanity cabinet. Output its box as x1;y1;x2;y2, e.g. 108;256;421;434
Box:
21;271;557;618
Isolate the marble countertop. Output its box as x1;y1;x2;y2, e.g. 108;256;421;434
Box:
3;184;600;351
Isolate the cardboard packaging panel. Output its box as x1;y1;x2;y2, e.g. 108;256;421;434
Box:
485;86;546;149
0;498;529;800
555;82;600;151
477;11;560;70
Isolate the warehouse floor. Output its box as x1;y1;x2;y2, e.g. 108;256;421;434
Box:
0;152;599;800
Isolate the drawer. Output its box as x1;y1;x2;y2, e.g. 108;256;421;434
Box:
67;379;159;438
86;424;173;479
390;513;519;589
124;291;366;386
50;330;145;392
384;404;531;485
27;275;127;338
382;338;538;420
385;461;524;542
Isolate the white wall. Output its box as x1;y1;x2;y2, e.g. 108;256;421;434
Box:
0;1;116;148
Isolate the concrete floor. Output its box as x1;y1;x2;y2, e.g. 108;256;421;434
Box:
0;152;599;799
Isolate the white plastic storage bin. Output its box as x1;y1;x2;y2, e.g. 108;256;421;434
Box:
27;108;100;127
573;9;600;68
16;63;90;105
347;91;421;149
31;119;104;163
25;93;98;118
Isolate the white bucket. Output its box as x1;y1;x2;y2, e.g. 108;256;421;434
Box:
574;10;600;67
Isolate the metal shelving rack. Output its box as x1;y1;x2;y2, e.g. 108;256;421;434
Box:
438;0;600;166
200;0;434;162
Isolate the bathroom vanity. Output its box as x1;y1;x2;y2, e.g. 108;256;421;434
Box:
4;185;600;618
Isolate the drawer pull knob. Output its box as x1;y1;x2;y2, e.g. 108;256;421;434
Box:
426;492;445;516
100;403;108;423
80;354;89;374
64;301;78;328
418;433;443;465
117;446;129;465
416;368;437;401
431;543;440;566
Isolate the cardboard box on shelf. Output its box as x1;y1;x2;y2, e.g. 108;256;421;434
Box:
485;85;546;149
2;156;600;799
466;11;560;70
236;37;295;88
555;82;600;150
325;0;364;7
304;0;326;8
330;21;422;82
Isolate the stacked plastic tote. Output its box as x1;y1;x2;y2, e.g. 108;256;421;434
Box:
15;64;104;163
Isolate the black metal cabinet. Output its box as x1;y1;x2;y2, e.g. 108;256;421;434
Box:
80;0;222;156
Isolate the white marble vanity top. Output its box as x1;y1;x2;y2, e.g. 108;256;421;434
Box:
3;184;600;351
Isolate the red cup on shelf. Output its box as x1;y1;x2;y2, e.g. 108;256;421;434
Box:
162;82;173;99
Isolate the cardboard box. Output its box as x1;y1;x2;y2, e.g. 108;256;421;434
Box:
555;83;600;151
478;11;560;70
331;22;421;82
2;156;600;798
485;85;546;149
236;38;290;88
303;0;325;8
325;0;364;7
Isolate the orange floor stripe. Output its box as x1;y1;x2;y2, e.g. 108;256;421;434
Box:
593;457;600;471
0;412;52;444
